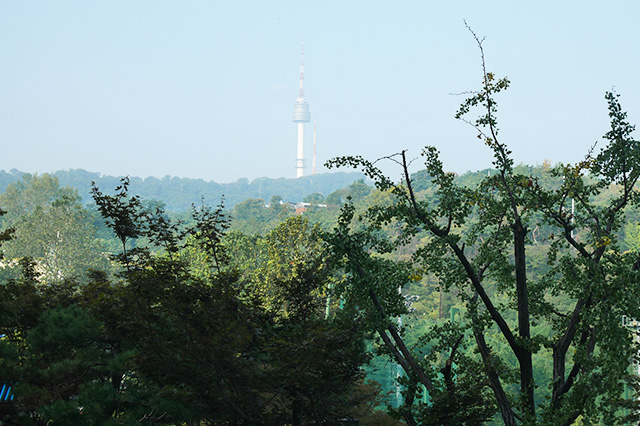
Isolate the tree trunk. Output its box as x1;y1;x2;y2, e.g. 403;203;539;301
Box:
513;220;535;417
471;306;517;426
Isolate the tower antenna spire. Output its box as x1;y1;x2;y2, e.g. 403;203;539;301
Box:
292;42;311;178
299;41;305;98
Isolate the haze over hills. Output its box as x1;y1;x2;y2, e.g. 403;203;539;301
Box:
0;169;367;212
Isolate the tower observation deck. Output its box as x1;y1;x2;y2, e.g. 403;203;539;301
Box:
293;44;310;178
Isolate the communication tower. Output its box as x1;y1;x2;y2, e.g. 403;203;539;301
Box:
292;43;311;178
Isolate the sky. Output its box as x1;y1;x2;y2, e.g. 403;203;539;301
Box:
2;1;640;183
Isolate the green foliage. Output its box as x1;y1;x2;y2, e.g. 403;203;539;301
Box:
230;197;290;235
227;216;329;314
0;174;111;282
91;177;146;268
0;208;14;260
326;38;640;424
325;179;374;207
624;221;640;252
0;181;383;425
0;173;76;222
303;192;325;204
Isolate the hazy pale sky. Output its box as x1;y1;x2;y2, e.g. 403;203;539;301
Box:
2;1;639;183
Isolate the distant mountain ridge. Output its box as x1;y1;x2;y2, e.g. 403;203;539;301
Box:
0;169;367;212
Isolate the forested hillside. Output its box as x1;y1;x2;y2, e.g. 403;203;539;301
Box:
0;169;366;212
1;149;640;425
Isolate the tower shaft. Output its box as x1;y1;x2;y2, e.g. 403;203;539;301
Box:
296;122;305;178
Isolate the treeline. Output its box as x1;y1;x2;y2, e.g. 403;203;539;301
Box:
0;169;366;211
0;180;397;425
0;172;406;425
1;153;640;424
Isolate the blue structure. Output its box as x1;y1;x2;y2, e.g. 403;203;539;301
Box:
0;382;14;403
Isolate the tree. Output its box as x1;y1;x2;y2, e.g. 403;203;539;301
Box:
91;176;147;269
1;174;111;282
230;197;293;235
303;192;325;205
325;179;372;207
326;32;640;425
0;173;76;222
223;216;393;424
0;271;195;426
